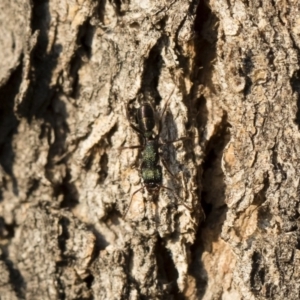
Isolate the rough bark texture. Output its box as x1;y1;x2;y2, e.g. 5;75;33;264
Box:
1;0;300;299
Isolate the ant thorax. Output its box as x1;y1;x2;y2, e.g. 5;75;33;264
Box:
141;139;159;167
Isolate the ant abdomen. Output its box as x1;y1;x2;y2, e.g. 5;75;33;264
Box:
142;139;159;167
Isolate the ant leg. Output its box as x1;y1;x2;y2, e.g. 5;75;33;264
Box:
119;145;142;151
118;145;142;156
161;158;176;179
246;200;269;219
123;186;145;219
159;136;191;146
159;185;193;211
128;123;144;136
160;158;188;190
160;158;190;195
158;87;175;135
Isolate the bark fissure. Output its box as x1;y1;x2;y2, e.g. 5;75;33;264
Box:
2;0;300;299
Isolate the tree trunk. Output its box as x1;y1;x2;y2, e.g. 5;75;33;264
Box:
1;0;299;299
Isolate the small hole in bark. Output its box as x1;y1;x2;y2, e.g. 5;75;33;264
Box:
84;274;94;289
58;216;70;254
59;170;79;209
241;50;254;96
69;19;94;99
98;153;109;183
296;238;300;250
130;22;140;29
290;70;300;129
250;251;264;292
0;217;15;239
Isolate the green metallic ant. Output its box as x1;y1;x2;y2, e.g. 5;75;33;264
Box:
122;94;190;218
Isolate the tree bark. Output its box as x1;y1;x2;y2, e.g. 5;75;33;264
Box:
1;0;300;299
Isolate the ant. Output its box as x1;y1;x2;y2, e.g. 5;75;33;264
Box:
121;90;191;218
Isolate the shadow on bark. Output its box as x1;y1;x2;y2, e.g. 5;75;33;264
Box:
0;54;25;300
290;69;300;129
190;109;230;298
186;0;231;298
2;253;25;299
16;0;92;210
0;62;22;199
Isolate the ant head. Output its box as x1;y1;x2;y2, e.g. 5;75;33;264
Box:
137;103;155;133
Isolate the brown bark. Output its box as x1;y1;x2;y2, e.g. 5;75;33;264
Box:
1;0;300;299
